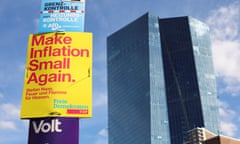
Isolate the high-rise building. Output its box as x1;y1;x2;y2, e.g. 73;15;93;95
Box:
107;13;220;144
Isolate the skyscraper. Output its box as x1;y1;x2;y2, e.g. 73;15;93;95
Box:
107;13;220;144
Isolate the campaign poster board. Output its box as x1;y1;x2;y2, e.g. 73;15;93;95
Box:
39;0;85;32
28;117;79;144
20;32;92;118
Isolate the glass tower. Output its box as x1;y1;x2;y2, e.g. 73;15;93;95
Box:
107;13;220;144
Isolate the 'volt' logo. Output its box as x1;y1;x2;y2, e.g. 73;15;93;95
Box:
32;119;62;134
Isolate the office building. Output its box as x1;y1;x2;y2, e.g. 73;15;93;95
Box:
107;13;220;144
187;127;216;144
187;127;240;144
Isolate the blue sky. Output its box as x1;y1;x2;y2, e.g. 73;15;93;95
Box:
0;0;239;144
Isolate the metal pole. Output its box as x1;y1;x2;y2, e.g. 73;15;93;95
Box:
25;0;86;144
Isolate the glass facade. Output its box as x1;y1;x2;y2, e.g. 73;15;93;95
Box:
149;14;170;144
160;17;204;143
189;17;220;134
107;14;152;144
107;13;220;144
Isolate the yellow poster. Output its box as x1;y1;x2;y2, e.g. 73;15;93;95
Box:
20;32;92;118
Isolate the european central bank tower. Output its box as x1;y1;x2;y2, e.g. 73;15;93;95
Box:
107;13;220;144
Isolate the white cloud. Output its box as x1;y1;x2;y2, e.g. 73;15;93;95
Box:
206;2;240;96
95;128;108;144
207;4;239;41
212;41;240;78
0;103;20;131
0;103;20;118
98;128;108;137
220;121;238;137
218;101;238;137
0;103;28;144
0;120;17;130
93;93;107;107
219;102;236;121
207;2;240;136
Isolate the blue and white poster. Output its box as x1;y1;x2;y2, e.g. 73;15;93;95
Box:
39;0;85;33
